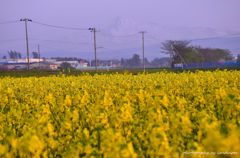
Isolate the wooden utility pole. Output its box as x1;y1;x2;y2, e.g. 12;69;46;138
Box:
38;44;40;62
38;44;40;68
20;18;32;70
89;27;97;71
139;31;146;72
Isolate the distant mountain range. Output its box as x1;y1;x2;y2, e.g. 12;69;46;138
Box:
22;17;239;60
99;17;240;58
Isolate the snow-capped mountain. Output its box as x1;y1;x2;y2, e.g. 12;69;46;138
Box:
97;17;240;58
103;17;230;40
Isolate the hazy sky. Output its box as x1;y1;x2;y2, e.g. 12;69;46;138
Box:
1;0;240;59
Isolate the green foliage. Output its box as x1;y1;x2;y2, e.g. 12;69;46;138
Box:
197;48;233;62
181;47;204;64
121;54;141;68
161;40;233;65
60;62;75;72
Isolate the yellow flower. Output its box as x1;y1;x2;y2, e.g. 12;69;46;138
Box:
81;91;89;105
103;91;113;106
64;95;72;106
64;121;72;130
28;135;44;156
83;128;90;140
161;95;169;107
84;144;92;154
127;142;137;158
47;123;55;136
10;138;18;149
1;70;240;157
0;144;7;155
215;87;227;100
72;109;79;122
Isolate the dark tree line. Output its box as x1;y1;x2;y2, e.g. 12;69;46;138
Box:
32;52;40;59
121;54;149;68
6;51;41;59
161;40;233;67
8;50;22;59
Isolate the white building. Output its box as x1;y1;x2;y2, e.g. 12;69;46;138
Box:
0;58;44;64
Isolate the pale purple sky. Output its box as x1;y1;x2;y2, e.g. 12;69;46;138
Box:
1;0;240;59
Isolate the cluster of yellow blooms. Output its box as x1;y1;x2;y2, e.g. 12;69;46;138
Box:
0;70;240;157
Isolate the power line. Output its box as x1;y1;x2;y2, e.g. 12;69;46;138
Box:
31;20;89;31
0;38;90;45
0;20;19;25
29;38;90;45
29;43;92;54
41;40;90;45
0;38;25;43
99;32;139;38
145;32;240;43
31;44;72;52
190;33;240;42
146;34;163;41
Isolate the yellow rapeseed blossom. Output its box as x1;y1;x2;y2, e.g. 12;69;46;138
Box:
28;135;44;157
64;95;72;106
0;70;239;157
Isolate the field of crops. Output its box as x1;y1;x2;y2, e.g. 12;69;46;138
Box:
0;70;240;157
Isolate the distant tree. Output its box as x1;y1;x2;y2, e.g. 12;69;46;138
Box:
143;57;149;66
8;50;22;59
150;57;171;67
180;47;203;63
129;54;141;67
8;50;15;59
237;54;240;63
196;48;232;62
161;40;190;67
2;56;7;59
120;54;141;68
32;52;40;59
161;40;190;54
161;40;233;67
60;62;74;71
18;53;22;59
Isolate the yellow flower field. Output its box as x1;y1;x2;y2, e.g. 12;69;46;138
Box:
0;70;240;157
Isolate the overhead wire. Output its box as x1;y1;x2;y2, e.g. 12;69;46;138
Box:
98;31;139;38
0;38;91;46
1;19;240;59
0;38;25;43
29;38;91;45
0;20;19;25
31;20;89;31
190;33;240;42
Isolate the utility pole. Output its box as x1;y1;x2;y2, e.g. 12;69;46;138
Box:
89;27;97;71
20;18;32;70
38;44;40;62
139;31;146;72
38;44;40;69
